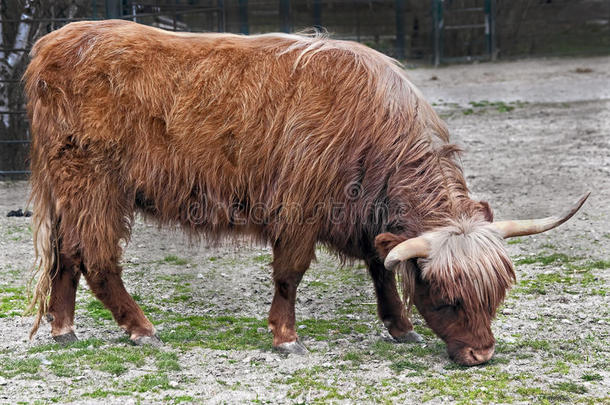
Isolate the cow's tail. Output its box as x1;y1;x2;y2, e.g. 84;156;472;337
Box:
23;32;65;338
26;181;59;338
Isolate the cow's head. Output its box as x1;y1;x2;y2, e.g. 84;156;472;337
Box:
375;193;589;366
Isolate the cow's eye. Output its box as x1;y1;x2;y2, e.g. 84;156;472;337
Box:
433;302;461;312
433;304;456;312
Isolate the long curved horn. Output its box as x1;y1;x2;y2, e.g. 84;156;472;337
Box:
384;236;431;270
490;192;590;239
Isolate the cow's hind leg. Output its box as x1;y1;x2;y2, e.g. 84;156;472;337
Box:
47;251;81;343
366;259;423;343
82;265;159;345
268;242;314;355
50;163;157;345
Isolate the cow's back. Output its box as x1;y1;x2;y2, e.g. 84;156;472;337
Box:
25;20;452;251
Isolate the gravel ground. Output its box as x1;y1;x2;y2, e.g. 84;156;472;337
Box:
0;56;608;404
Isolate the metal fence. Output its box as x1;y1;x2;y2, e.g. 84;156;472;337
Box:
1;0;224;176
1;0;609;177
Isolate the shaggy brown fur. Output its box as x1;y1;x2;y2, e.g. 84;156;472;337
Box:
26;20;498;363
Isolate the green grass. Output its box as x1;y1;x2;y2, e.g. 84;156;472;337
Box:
507;237;523;245
46;346;149;377
295;318;374;342
342;351;363;365
553;381;587;394
155;351;181;372
253;253;272;264
282;366;349;401
515;253;577;266
514;253;607;295
0;285;28;317
159;314;272;350
463;100;526;115
5;224;32;241
82;389;131;399
28;339;172;378
125;373;172;392
85;300;113;322
162;255;189;266
582;373;603;382
550;360;571;375
417;367;523;404
0;356;41;377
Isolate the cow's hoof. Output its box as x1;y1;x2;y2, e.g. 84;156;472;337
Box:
274;340;309;355
132;334;163;347
52;332;78;345
394;331;424;343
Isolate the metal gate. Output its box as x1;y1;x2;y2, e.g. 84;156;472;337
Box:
432;0;496;66
0;0;224;177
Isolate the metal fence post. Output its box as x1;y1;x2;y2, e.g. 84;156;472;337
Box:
239;0;249;34
313;0;322;29
280;0;291;33
485;0;497;60
432;0;443;66
395;0;406;60
217;0;225;32
105;0;122;18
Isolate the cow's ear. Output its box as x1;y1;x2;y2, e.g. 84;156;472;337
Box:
479;201;494;222
374;233;407;259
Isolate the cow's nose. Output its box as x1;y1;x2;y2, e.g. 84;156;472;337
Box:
469;345;495;364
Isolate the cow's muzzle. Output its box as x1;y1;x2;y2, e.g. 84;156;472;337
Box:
450;344;495;366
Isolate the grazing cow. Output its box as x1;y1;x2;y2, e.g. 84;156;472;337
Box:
24;20;588;365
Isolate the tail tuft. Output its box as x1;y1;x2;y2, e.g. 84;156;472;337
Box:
26;184;58;339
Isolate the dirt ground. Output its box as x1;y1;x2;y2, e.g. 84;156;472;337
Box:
0;56;608;404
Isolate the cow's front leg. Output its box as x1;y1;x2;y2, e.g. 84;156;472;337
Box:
82;264;159;345
47;252;81;343
268;243;313;354
366;259;423;343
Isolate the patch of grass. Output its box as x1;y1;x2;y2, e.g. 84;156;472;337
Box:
283;366;348;401
123;373;172;392
5;224;31;241
47;345;150;377
28;338;105;353
306;280;329;288
371;339;443;360
507;237;523;245
495;101;515;113
159;314;272;350
462;108;474;115
155;351;181;372
417;367;520;404
32;342;174;378
518;272;575;295
164;395;195;403
0;356;41;377
253;253;272;264
389;358;427;373
515;253;577;266
162;254;189;266
581;373;602;381
580;259;610;270
551;360;571;375
342;351;363;365
0;285;27;317
469;100;490;107
82;389;131;399
296;318;373;342
553;381;587;394
466;100;523;115
85;300;113;322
